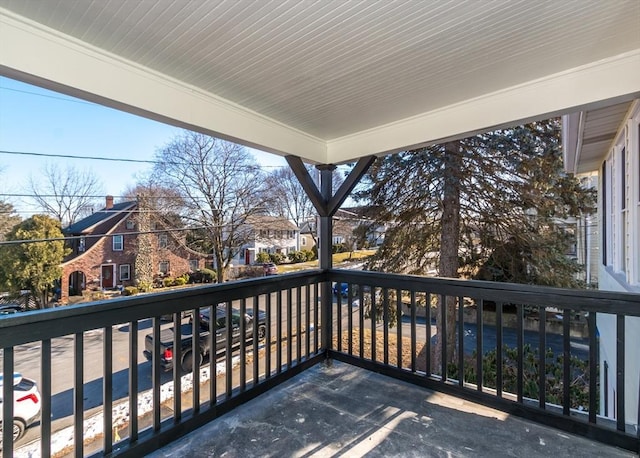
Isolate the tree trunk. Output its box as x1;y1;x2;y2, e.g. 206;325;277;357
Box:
434;141;462;374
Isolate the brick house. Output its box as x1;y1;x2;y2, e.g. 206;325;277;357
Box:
60;196;208;302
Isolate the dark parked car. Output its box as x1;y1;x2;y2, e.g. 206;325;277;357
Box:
0;304;23;316
193;305;267;340
144;305;268;372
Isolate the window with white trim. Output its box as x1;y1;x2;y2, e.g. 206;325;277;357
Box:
113;235;123;251
189;259;199;272
119;264;131;281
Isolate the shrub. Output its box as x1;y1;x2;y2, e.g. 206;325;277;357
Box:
189;268;217;283
269;252;286;264
174;276;187;286
256;252;271;263
163;277;174;288
302;249;316;261
447;344;592;411
288;250;307;263
137;280;152;292
123;286;139;296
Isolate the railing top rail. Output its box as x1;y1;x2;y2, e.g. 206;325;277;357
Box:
0;270;325;348
329;269;640;316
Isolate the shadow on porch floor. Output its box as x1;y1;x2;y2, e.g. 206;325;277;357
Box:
148;360;634;457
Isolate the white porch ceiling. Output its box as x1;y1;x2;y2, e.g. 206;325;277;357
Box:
1;1;639;164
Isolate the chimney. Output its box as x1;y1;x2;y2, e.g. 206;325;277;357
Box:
105;195;114;210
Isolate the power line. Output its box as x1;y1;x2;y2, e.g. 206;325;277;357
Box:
0;84;95;106
0;149;287;169
0;225;217;247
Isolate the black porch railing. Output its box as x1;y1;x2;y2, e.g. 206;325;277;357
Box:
1;270;639;457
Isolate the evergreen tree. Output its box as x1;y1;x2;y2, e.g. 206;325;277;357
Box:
357;118;595;366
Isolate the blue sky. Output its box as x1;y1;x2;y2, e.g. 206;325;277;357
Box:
0;76;287;216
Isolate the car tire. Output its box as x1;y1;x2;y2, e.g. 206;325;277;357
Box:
181;349;203;373
0;419;26;448
257;325;267;341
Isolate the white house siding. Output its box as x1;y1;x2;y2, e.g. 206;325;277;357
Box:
596;100;640;433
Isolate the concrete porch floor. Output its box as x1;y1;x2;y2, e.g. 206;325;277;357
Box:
148;361;635;458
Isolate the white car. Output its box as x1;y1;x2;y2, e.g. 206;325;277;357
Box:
0;373;41;448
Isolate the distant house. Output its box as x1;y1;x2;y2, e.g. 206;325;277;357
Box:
300;208;386;251
60;196;208;302
232;215;300;265
563;98;640;433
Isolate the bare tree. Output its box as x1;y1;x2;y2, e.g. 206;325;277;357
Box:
27;163;104;226
264;164;346;247
152;131;266;282
264;166;316;228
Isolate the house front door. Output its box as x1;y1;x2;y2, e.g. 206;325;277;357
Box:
101;265;114;289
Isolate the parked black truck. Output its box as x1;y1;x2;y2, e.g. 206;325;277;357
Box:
143;305;267;372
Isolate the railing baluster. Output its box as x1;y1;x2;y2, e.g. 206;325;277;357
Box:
314;283;319;354
562;310;571;416
129;320;138;443
253;295;260;386
336;284;342;353
41;339;52;457
588;311;597;424
266;293;272;377
2;347;14;457
538;306;546;409
74;332;84;457
347;284;354;355
441;294;447;380
458;296;464;387
305;286;310;359
152;317;161;430
383;288;389;365
103;326;113;454
276;291;282;373
396;289;402;369
209;304;216;406
359;285;365;359
516;304;524;403
192;309;200;413
370;288;377;362
425;293;431;377
240;298;247;392
496;302;503;398
225;301;233;398
297;286;302;363
287;288;293;369
616;313;625;431
173;312;182;423
476;299;483;392
410;290;416;372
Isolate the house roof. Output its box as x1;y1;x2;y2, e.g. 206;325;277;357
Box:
1;2;638;165
64;201;136;234
247;215;299;231
562;100;637;174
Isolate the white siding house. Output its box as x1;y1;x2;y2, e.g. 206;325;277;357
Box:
563;99;640;433
232;216;300;266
